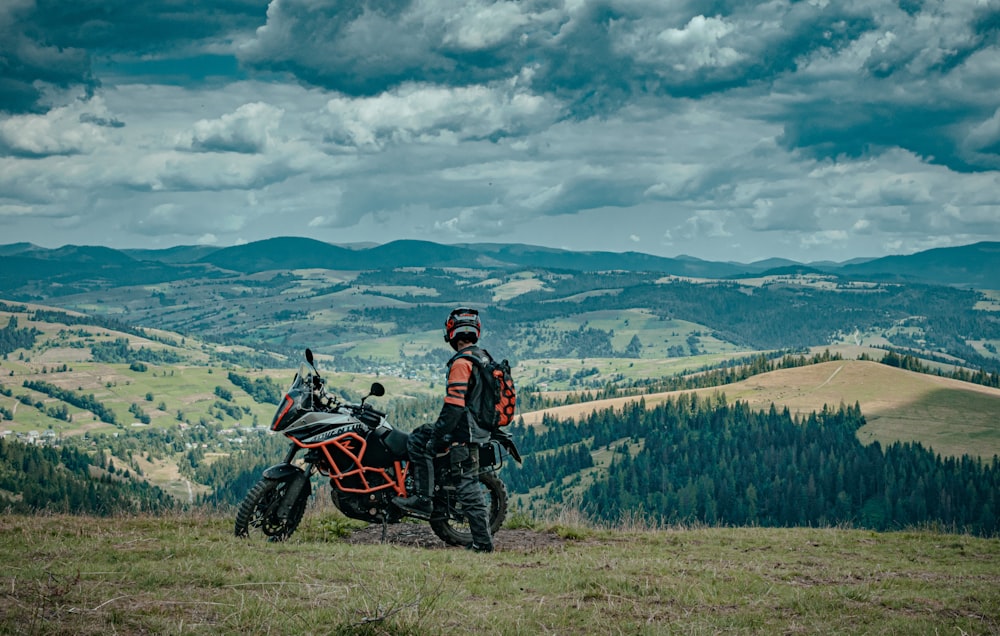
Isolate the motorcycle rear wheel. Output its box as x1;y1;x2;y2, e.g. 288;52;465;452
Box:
429;472;508;547
234;478;308;542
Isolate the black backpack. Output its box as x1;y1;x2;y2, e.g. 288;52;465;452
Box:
450;348;517;431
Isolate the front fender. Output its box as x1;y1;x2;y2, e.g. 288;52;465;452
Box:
262;463;304;482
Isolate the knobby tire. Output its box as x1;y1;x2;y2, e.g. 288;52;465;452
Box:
234;478;308;542
429;472;508;547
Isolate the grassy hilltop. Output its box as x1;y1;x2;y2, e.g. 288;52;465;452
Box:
2;512;998;635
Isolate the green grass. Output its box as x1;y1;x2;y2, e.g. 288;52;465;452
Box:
2;512;997;635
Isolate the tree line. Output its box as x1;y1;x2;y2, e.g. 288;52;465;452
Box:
867;350;1000;389
90;337;184;365
526;394;998;536
502;443;594;494
516;350;841;413
0;316;39;357
22;379;118;424
227;371;284;405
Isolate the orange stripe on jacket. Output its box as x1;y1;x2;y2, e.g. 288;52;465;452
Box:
444;357;473;407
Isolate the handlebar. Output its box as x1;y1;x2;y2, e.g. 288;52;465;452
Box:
360;404;386;419
309;375;385;426
348;402;384;428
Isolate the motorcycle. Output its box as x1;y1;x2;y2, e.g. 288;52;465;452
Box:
234;348;521;547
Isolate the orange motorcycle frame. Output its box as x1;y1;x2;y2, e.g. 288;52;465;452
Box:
290;430;407;496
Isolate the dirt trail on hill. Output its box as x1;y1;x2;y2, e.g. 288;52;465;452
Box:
813;364;843;390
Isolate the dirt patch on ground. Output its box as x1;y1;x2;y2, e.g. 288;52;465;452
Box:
344;523;573;552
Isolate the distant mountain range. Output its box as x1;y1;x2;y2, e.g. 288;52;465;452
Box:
1;238;998;289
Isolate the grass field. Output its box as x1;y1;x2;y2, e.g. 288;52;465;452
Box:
519;360;1000;460
1;512;997;635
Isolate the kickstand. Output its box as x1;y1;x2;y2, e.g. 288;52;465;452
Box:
380;516;389;543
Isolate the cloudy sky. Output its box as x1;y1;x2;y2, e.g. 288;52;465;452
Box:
1;0;998;264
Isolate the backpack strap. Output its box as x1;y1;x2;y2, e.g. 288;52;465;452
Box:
448;346;492;370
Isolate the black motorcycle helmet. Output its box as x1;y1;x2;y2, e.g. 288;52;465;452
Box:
444;307;481;345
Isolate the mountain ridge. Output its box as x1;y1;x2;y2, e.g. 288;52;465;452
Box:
2;238;996;287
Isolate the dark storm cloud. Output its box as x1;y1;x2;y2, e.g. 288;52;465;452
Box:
79;113;125;128
0;0;269;114
0;1;95;113
777;101;990;172
238;0;1000;173
771;1;1000;173
238;0;529;96
237;1;873;104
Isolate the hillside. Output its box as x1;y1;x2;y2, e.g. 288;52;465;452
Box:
3;299;998;535
2;239;999;381
839;240;1000;287
0;301;440;505
520;360;1000;460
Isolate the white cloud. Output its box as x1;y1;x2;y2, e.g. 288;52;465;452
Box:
0;98;117;157
652;15;744;72
318;77;561;149
800;230;849;249
677;211;732;240
0;204;34;217
177;102;285;154
436;1;532;50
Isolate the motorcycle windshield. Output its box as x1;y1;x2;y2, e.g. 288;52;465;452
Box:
270;365;311;431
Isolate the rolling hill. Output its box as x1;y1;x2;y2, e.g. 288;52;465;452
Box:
519;360;1000;460
839;240;1000;287
2;302;998;537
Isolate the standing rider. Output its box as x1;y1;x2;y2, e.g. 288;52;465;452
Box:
393;307;495;552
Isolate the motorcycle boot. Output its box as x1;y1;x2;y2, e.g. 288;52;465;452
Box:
392;494;433;516
396;425;437;516
466;542;494;553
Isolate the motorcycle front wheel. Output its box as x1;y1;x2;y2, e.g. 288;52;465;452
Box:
429;472;508;547
234;478;308;542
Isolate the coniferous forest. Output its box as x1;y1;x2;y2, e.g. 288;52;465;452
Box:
0;437;174;515
502;395;999;536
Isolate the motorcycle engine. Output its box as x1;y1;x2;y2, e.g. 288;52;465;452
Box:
330;489;402;523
